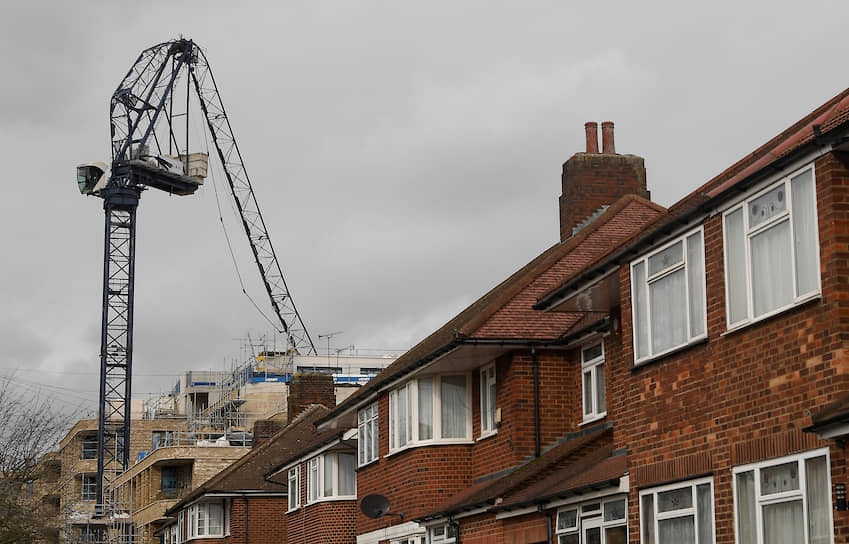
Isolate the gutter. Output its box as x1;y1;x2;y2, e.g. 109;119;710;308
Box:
535;129;848;311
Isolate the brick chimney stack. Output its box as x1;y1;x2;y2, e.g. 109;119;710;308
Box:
287;373;335;422
559;122;650;241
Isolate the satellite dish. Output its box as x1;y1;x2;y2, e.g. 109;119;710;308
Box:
360;494;391;519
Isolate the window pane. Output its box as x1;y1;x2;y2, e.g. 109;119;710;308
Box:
196;505;205;535
736;471;757;544
648;241;683;276
338;453;355;496
633;262;649;359
805;456;830;544
488;382;496;424
558;535;578;544
657;486;693;512
696;484;713;544
323;455;335;496
595;364;606;414
441;375;467;439
725;208;748;324
761;461;799;495
605;526;627;544
583;370;593;416
749;184;787;227
583;343;603;361
658;516;694;543
368;418;377;462
686;232;705;337
762;500;804;544
207;503;223;535
649;267;687;353
750;219;793;317
791;169;818;296
398;386;408;446
480;370;489;432
419;377;433;440
642;494;656;544
604;498;625;521
584;527;601;544
557;509;577;530
389;393;396;450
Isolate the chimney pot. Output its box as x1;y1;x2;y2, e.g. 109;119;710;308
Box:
601;121;615;154
584;122;599;153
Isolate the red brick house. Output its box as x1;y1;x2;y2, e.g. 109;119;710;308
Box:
309;86;849;544
157;374;337;544
313;122;665;544
265;419;359;544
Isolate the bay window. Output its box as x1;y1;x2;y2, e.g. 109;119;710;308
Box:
639;477;714;544
430;523;457;544
306;452;356;503
723;166;819;327
187;501;224;539
733;449;832;544
480;364;497;436
389;374;471;453
631;227;706;363
581;342;606;422
358;402;379;466
287;466;300;511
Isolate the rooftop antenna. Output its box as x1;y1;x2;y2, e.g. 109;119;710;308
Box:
318;331;343;367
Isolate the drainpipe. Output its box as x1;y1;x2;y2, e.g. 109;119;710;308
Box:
538;505;554;544
448;515;461;544
241;494;249;544
532;346;541;458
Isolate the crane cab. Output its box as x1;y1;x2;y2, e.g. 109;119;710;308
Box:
77;162;109;195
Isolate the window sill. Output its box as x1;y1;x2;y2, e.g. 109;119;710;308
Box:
722;293;821;337
187;534;225;541
357;458;379;470
305;495;357;506
631;337;708;371
580;413;607;427
386;439;474;458
286;506;300;514
477;430;498;442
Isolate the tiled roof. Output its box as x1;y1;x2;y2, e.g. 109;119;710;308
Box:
415;425;613;520
537;86;849;310
496;450;626;510
164;404;330;515
317;195;664;426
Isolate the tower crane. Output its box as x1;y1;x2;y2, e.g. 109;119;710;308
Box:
75;38;316;522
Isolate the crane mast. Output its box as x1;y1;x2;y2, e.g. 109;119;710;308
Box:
77;38;316;529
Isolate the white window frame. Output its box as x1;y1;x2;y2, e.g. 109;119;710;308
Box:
480;364;497;437
287;466;300;511
305;452;357;504
186;501;225;539
81;474;96;501
581;342;606;423
732;448;833;544
177;511;184;544
555;495;627;544
388;374;472;454
358;402;379;466
639;476;715;544
630;226;707;364
429;523;457;544
722;164;821;329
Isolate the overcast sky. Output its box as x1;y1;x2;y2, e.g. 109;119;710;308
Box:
2;1;848;415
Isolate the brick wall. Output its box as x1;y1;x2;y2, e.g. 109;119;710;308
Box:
288;373;336;420
612;150;849;542
286;498;356;544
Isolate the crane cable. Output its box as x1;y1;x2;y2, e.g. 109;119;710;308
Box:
199;113;282;332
